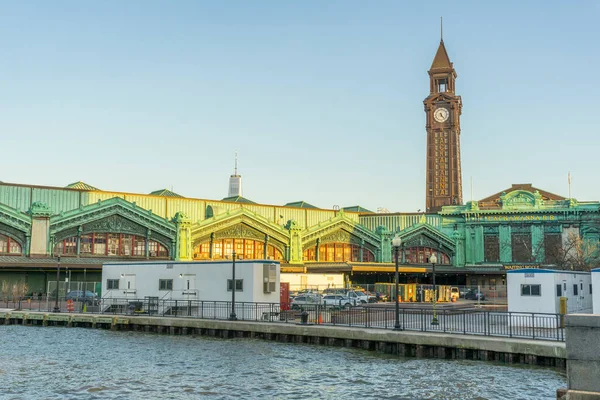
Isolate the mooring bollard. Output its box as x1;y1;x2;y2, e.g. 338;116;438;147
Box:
300;311;309;324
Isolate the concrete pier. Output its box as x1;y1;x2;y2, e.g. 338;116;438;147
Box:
559;314;600;400
0;310;566;368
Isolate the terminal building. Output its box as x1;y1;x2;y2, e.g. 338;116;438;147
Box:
0;37;598;296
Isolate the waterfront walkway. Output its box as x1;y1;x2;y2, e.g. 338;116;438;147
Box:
0;309;566;368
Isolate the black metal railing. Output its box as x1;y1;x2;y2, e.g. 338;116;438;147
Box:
3;296;564;342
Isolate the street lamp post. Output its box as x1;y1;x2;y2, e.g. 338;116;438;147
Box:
229;250;237;321
391;236;402;330
430;253;439;326
53;255;61;313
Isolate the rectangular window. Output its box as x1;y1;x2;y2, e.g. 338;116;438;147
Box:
121;234;133;256
148;241;158;257
80;234;92;254
227;279;243;291
489;278;496;290
133;237;146;256
64;237;77;255
159;279;173;291
436;78;448;92
108;233;120;256
556;284;562;297
512;233;532;262
544;233;562;264
521;284;541;296
93;233;106;255
484;235;500;262
573;284;578;296
107;279;119;290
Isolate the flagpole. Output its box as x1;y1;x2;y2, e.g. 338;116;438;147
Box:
568;172;572;199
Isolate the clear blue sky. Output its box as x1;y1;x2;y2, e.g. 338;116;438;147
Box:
1;1;598;212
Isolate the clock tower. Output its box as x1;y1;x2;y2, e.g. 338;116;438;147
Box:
424;37;463;212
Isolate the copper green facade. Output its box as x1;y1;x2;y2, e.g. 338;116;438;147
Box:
0;181;598;286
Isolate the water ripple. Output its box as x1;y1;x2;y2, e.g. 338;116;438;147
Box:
0;325;565;399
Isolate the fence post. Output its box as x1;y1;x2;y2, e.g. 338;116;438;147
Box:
532;314;535;340
484;312;488;336
462;310;466;335
442;308;446;333
402;307;405;331
509;312;513;338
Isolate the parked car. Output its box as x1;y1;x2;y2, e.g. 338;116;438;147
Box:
322;295;352;309
345;290;372;305
290;295;320;310
65;290;100;305
464;289;485;301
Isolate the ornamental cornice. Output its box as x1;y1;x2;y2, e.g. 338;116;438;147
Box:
397;223;455;253
191;208;289;246
301;216;380;249
0;225;27;245
49;199;176;240
0;203;32;234
28;202;53;217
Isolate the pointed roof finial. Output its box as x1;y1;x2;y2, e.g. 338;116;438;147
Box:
440;17;443;42
234;151;238;175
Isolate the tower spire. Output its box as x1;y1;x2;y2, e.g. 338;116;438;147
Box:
234;151;238;175
440;17;443;42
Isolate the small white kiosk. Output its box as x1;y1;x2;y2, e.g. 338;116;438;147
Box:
507;268;592;318
593;268;599;314
101;260;280;317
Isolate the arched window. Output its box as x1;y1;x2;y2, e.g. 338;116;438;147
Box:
0;234;22;255
193;238;283;261
402;247;450;265
53;233;169;258
303;243;375;263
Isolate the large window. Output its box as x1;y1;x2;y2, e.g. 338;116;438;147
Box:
193;238;283;261
512;232;532;262
544;233;562;264
303;243;375;263
0;234;22;255
484;235;500;262
404;247;450;265
54;233;168;258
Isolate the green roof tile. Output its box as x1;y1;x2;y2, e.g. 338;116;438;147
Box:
343;206;374;213
284;201;318;209
65;181;99;191
222;196;256;204
149;189;184;198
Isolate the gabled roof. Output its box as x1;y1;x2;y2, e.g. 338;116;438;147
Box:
65;181;99;191
284;201;318;209
149;189;184;198
430;40;453;70
222;196;256;204
478;184;566;209
343;206;373;213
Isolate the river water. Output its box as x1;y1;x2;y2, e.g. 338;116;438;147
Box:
0;325;565;399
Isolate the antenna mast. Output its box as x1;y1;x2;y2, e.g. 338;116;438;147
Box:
440;17;443;41
234;151;238;175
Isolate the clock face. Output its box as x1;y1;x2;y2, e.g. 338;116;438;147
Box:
434;107;449;122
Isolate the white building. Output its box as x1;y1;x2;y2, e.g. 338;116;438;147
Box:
593;268;600;314
507;268;592;315
101;260;280;317
281;273;345;292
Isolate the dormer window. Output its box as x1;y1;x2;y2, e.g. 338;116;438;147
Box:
436;78;448;92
